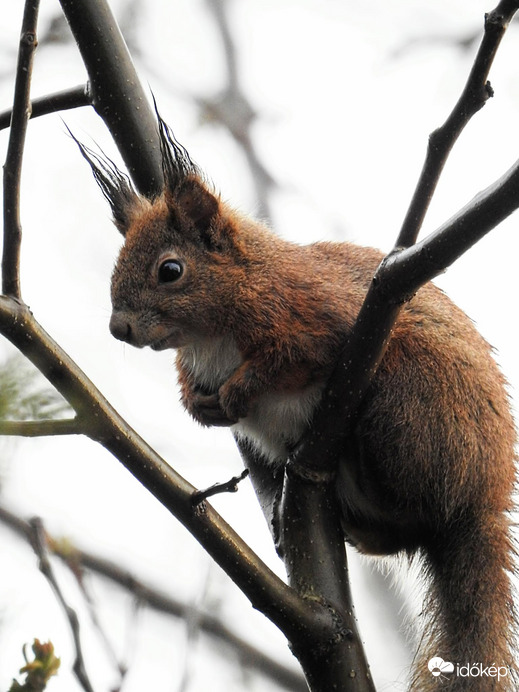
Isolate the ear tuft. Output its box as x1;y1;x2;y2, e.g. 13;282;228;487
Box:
66;126;139;236
154;103;199;192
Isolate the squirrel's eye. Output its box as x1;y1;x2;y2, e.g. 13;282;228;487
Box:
158;259;183;283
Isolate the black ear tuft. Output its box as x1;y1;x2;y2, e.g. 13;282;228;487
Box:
154;99;200;193
66;125;139;236
152;99;220;244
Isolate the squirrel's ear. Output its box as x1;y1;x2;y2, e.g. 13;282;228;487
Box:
169;178;220;239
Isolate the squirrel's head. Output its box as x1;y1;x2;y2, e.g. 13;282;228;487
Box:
73;112;245;350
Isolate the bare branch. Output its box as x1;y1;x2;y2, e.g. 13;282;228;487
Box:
58;0;163;198
397;0;519;248
2;0;41;298
0;84;91;131
295;1;519;476
72;570;128;687
0;296;338;647
29;517;95;692
0;418;83;436
279;462;375;690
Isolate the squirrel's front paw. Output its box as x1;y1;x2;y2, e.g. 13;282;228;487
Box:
188;391;238;427
218;385;250;422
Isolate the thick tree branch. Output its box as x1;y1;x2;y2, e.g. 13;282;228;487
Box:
2;0;40;299
238;441;374;691
298;154;519;476
0;84;91;132
58;0;164;198
396;0;519;248
0;296;343;654
279;462;374;691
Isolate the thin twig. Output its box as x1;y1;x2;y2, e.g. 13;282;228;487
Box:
0;84;91;132
177;561;212;692
0;417;83;436
2;0;41;298
29;517;95;692
396;0;519;248
191;469;249;506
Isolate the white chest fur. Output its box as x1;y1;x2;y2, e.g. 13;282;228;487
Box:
179;335;242;392
179;336;325;467
232;382;325;466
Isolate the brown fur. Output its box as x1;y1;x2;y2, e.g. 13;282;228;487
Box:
79;119;517;690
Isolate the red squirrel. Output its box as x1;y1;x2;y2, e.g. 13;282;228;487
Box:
76;115;517;690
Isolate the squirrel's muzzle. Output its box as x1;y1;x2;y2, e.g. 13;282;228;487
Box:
109;311;134;344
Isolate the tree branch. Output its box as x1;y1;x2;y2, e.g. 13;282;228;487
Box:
397;0;519;248
0;418;83;436
295;0;519;476
2;0;41;299
279;462;375;691
58;0;164;198
298;155;519;478
0;296;341;651
0;84;91;132
202;0;275;221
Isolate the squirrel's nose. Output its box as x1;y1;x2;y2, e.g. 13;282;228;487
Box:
109;312;133;343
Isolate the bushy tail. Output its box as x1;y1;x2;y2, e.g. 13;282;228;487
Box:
412;513;517;691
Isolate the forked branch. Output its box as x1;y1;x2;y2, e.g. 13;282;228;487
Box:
294;0;519;476
2;2;366;689
397;0;519;248
0;84;91;132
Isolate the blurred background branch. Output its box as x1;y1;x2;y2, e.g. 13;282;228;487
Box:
0;505;307;691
